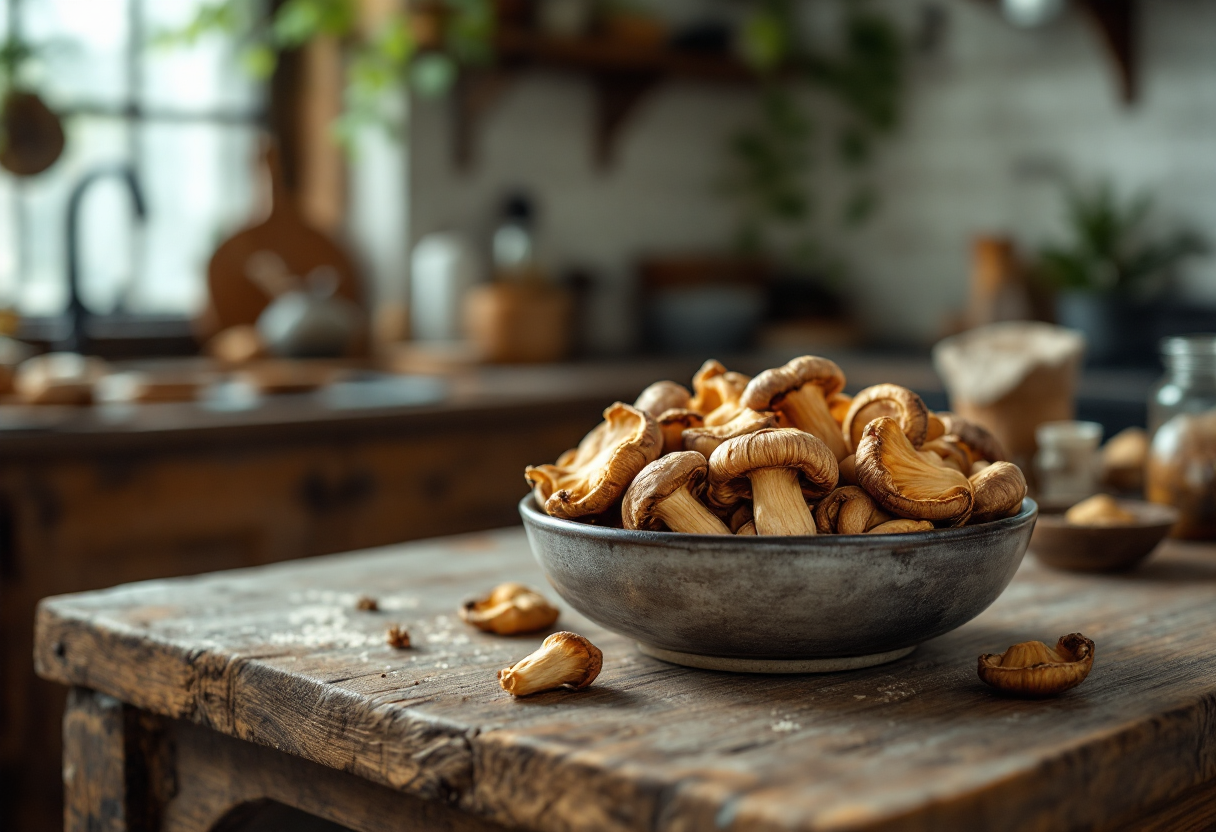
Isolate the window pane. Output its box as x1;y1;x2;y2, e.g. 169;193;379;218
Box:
141;0;262;113
22;0;130;108
15;116;132;317
130;122;260;315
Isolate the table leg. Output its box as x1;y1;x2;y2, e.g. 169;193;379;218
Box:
61;687;505;832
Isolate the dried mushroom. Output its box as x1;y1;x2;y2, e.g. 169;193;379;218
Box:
526;402;662;519
1064;494;1135;526
655;408;703;455
868;518;934;534
969;461;1027;523
623;452;730;535
925;412;946;442
386;625;411;649
938;412;1008;463
828;392;853;426
977;633;1094;697
728;503;754;533
689;359;750;415
838;453;859;486
1100;427;1149;493
842;384;931;453
682;408;776;457
460;583;560;635
920;436;972;474
741;356;849;461
634;380;691;419
498;631;603;697
814;486;881;535
737;520;757;535
708;428;838;535
856;417;974;525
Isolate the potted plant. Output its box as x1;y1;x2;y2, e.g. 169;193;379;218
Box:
1036;181;1208;365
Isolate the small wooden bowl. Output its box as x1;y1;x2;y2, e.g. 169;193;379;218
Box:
1031;499;1179;572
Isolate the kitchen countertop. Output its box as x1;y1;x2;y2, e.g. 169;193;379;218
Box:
0;351;1158;458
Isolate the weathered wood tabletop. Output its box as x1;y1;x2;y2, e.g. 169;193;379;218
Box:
35;528;1216;832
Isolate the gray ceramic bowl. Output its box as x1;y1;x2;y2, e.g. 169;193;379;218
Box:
521;495;1038;673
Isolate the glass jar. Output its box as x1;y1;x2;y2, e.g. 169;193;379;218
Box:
1147;335;1216;539
1034;421;1103;508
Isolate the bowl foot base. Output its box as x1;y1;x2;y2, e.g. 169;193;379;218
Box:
636;643;916;674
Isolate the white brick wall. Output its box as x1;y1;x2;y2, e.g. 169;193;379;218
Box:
405;0;1216;349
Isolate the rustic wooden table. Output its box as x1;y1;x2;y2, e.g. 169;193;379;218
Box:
34;528;1216;832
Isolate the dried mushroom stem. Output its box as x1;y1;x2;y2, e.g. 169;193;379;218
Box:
777;385;848;461
653;487;730;535
749;468;817;536
498;631;603;697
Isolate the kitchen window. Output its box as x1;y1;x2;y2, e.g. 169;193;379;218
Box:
0;0;264;330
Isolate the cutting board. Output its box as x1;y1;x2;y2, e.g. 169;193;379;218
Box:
200;142;362;338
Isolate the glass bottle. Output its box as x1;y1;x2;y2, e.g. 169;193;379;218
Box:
1147;335;1216;539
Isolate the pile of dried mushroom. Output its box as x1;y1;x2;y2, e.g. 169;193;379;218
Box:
526;356;1028;535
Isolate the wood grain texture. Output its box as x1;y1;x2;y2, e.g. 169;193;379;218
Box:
63;688;129;832
35;529;1216;832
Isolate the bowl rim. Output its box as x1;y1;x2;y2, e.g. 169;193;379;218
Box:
520;494;1038;546
1033;498;1179;531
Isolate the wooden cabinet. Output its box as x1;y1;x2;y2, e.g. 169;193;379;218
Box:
0;394;610;830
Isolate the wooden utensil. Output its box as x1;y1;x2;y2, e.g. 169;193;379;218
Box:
201;142;362;340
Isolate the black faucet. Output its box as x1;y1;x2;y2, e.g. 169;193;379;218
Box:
63;166;147;354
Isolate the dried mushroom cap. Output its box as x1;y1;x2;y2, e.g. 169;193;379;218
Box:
1064;493;1135;526
635;380;692;419
925;413;946;442
682;408;776;457
740;356;848;461
689;359;751;415
978;633;1094;697
707;428;838;535
969;461;1027;523
729;503;754;533
938;412;1008;463
736;520;757;535
921;435;972;474
814;486;879;535
855;417;974;525
842;384;931;453
460;583;560;635
656;408;704;455
623;452;730;535
498;631;603;697
838;453;859;486
526;402;662;519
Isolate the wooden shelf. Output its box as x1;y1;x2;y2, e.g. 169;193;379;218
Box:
454;29;758;170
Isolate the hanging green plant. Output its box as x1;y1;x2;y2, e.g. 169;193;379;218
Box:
0;36;66;177
725;0;905;271
162;0;493;143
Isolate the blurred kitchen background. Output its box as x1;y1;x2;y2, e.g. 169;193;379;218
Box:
2;0;1215;827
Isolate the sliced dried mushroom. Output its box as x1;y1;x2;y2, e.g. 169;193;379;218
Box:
1064;494;1135;526
969;461;1027;523
868;519;934;534
460;583;560;635
634;380;692;419
938;412;1008;463
814;486;880;535
842;384;931;453
707;428;838;535
977;633;1094;697
682;408;776;457
741;356;848;461
498;631;603;697
855;417;974;525
655;408;704;455
689;359;751;415
623;452;730;535
526;402;662;519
